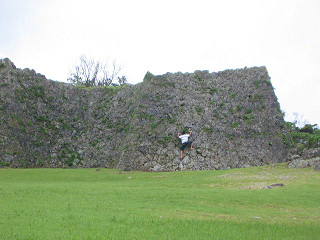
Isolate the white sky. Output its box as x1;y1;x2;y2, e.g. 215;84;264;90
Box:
1;0;320;126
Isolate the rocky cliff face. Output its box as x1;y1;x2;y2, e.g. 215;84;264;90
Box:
0;58;289;170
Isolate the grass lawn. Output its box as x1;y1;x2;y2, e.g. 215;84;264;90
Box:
0;163;319;239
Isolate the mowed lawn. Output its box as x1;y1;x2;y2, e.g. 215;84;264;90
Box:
0;164;319;240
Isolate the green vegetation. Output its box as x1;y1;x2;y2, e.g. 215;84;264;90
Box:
230;93;237;98
101;118;107;123
27;86;45;99
151;120;162;129
254;80;261;87
254;77;272;87
195;106;203;114
0;83;9;87
232;122;239;128
246;109;252;114
15;85;46;104
251;94;264;103
0;164;319;239
57;143;83;167
194;73;202;81
264;80;272;86
243;113;254;124
157;135;172;146
137;113;155;121
168;117;176;124
0;61;7;68
203;126;214;133
286;122;320;150
209;87;218;95
237;105;243;112
226;133;234;139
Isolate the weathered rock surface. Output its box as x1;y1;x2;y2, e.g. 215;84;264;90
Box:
288;148;320;161
287;148;320;171
288;157;320;171
263;183;285;189
0;58;288;170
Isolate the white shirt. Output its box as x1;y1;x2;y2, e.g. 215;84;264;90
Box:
179;134;190;144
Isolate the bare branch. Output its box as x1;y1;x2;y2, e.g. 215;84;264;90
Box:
68;56;125;87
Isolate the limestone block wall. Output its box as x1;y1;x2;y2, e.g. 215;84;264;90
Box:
0;59;288;170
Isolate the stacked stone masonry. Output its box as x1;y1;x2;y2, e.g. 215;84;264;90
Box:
0;58;288;171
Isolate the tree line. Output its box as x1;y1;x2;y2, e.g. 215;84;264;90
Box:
285;122;320;150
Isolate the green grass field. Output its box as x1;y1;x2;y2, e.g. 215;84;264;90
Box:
0;163;319;240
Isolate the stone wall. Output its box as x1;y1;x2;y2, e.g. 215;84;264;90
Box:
0;58;289;170
287;148;320;171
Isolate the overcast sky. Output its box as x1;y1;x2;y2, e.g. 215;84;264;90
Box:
1;0;320;126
